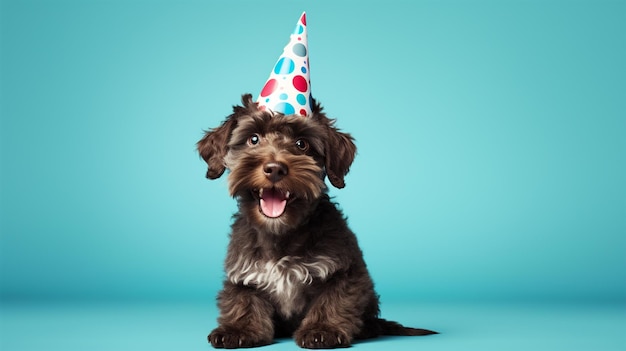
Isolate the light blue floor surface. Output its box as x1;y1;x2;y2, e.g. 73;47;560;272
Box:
1;300;624;350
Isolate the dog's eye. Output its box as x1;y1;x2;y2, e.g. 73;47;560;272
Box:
295;139;308;151
248;134;260;146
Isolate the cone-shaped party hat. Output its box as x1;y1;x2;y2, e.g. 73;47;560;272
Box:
257;12;311;117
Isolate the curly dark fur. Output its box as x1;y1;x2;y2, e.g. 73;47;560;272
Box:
197;94;437;349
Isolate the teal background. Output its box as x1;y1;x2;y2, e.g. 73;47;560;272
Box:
1;0;625;350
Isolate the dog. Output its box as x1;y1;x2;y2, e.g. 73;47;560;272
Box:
197;94;437;348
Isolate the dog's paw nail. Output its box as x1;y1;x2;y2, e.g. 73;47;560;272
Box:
297;329;349;349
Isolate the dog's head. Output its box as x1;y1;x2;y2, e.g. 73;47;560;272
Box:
197;94;356;234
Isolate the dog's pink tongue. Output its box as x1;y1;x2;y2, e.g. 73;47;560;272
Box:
260;188;287;218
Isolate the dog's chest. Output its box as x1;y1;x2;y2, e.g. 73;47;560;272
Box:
227;255;336;317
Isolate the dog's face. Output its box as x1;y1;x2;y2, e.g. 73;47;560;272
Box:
197;94;356;234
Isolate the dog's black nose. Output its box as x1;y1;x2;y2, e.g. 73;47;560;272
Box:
263;162;288;183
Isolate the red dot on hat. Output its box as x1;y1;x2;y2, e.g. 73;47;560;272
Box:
260;79;277;97
299;109;307;116
301;13;306;25
292;75;308;92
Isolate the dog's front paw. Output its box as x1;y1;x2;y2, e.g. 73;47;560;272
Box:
208;327;271;349
294;327;350;349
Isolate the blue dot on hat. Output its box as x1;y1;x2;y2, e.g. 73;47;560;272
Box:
296;93;306;105
279;93;288;100
292;43;307;57
274;57;295;75
274;102;295;115
301;66;307;74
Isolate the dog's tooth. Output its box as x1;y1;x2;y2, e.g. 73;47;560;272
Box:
259;188;264;198
285;191;290;199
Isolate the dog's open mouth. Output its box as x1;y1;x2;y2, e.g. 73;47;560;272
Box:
258;188;291;218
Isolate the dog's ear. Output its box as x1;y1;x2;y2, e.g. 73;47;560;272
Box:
311;100;357;188
325;126;356;188
196;94;256;179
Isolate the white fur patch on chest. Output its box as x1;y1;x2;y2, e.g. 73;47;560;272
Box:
227;255;337;317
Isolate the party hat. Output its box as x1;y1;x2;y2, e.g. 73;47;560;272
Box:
257;12;311;117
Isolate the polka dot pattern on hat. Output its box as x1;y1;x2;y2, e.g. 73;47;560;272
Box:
256;12;312;117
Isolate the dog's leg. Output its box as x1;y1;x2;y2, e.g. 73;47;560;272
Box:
208;283;275;348
294;274;371;349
